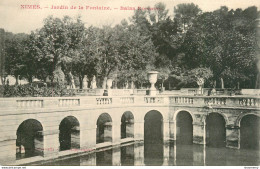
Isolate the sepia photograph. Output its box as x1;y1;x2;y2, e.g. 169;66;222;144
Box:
0;0;259;167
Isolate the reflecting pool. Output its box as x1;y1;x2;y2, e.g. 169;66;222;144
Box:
32;142;259;166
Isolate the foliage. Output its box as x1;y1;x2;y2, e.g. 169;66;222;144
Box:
1;4;259;93
2;84;76;97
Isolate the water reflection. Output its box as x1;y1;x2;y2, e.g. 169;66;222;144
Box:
40;141;259;166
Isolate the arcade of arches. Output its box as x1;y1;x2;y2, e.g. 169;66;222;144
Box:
15;110;259;160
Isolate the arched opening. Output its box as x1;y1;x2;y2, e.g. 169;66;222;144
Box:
144;110;163;166
96;113;112;144
16;119;43;159
176;111;193;145
206;113;226;147
59;116;80;151
240;114;260;150
121;111;134;139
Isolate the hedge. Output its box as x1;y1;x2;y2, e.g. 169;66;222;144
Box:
0;84;76;97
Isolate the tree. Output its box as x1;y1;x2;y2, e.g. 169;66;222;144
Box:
181;6;258;88
4;32;28;84
174;3;201;32
29;16;85;84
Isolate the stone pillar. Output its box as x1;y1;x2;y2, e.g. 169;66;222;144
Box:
112;121;121;145
168;141;175;166
80;153;96;166
193;121;206;145
134;143;144;166
162;142;170;165
0;137;16;165
43;130;59;157
112;147;121;166
226;125;239;149
134;120;144;141
80;127;96;151
169;121;175;141
163;120;170;142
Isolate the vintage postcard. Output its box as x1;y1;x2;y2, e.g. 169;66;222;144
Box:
0;0;259;167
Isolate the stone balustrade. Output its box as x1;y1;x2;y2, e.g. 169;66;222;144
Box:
96;97;112;105
144;97;164;104
170;97;194;105
17;100;43;108
204;97;226;106
120;97;135;104
59;99;80;107
0;95;259;112
238;98;260;107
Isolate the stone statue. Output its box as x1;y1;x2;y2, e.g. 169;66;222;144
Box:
83;75;88;89
197;78;204;95
69;72;75;89
91;76;97;89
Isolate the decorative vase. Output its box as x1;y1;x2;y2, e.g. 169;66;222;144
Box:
147;71;159;96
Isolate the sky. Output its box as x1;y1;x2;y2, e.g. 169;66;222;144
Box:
0;0;259;34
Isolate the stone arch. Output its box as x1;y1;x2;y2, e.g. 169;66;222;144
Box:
206;111;229;126
206;112;226;147
174;110;194;144
144;110;163;143
16;119;44;159
238;113;260;149
173;109;195;122
235;112;260;127
144;110;164;166
59;116;80;151
121;111;134;139
96;113;113;143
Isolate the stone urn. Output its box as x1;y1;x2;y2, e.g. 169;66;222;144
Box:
196;78;204;95
147;71;159;96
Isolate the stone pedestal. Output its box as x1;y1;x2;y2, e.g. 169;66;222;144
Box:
226;125;239;149
134;121;144;141
43;130;59;157
80;153;96;166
